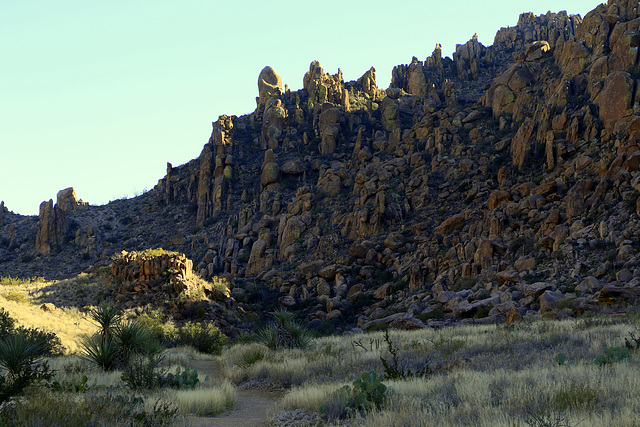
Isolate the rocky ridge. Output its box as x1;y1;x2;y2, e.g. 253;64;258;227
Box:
3;0;640;332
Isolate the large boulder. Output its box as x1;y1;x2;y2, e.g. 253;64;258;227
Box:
56;187;80;211
261;149;280;190
319;105;341;154
257;66;283;114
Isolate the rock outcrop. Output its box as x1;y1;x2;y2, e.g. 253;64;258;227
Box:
9;0;640;332
35;199;65;254
110;250;230;310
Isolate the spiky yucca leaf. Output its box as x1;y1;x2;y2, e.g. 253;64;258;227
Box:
88;305;122;338
79;334;120;371
0;332;46;378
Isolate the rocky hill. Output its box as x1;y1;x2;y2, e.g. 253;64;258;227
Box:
4;0;640;332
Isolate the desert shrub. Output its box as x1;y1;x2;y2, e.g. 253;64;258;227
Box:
135;312;178;344
594;346;631;366
177;321;227;355
380;330;430;380
0;276;45;286
0;309;16;336
82;305;161;372
209;276;231;301
89;304;122;337
113;321;159;363
0;309;62;394
255;309;314;350
120;353;166;390
1;291;30;304
321;371;387;419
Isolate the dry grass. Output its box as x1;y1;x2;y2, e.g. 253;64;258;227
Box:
247;314;640;426
166;380;237;416
0;289;97;354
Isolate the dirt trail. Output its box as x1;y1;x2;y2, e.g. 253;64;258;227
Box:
186;360;281;427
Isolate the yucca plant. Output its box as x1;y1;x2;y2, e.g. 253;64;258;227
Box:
255;309;314;350
0;332;47;380
114;321;155;365
79;334;120;371
89;304;122;338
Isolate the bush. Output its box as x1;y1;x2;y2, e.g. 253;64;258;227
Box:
255;309;314;350
380;330;430;380
0;309;16;336
120;353;166;390
2;291;30;304
15;326;63;357
177;321;227;355
135;312;178;344
594;347;631;366
321;371;387;419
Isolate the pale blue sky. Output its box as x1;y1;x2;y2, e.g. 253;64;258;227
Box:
2;1;601;215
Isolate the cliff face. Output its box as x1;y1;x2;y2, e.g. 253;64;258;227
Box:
4;0;640;329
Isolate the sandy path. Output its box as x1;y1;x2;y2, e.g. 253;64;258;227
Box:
186;360;281;427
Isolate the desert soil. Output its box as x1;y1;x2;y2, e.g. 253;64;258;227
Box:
186;360;281;427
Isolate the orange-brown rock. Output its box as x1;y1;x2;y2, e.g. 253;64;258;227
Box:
598;71;635;129
435;213;465;235
35;199;65;254
598;285;640;305
487;190;510;210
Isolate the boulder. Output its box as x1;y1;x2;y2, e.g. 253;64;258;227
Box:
374;282;393;300
40;303;56;312
524;41;550;61
539;290;564;314
257;66;283;114
488;190;510;210
261;149;280;189
280;159;305;175
598;285;640;305
435;213;465;235
56;187;80;211
389;317;427;330
521;282;553;298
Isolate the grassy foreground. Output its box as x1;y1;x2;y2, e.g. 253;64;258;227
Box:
3;274;640;426
213;316;640;426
